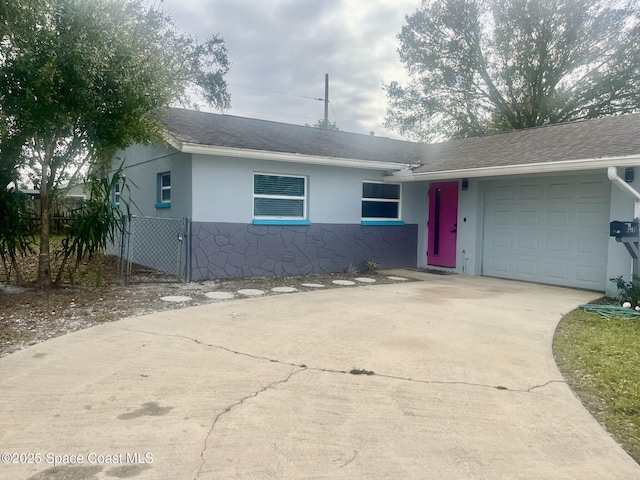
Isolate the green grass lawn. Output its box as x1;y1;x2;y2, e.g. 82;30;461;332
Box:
554;307;640;463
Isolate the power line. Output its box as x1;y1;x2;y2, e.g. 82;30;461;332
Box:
227;107;321;123
328;100;340;126
228;83;324;102
214;79;339;125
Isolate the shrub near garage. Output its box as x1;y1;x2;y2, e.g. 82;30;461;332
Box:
611;274;640;308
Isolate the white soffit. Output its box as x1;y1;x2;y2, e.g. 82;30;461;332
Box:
383;154;640;182
165;134;410;171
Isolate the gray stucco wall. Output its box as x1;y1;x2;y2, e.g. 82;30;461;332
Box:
113;147;424;281
191;155;424;224
191;222;418;280
188;156;423;280
116;143;192;219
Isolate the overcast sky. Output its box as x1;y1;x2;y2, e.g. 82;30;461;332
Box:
162;0;419;139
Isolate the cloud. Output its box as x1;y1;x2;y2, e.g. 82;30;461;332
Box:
163;0;417;138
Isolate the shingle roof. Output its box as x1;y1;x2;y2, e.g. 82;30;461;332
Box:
157;107;425;165
157;108;640;173
412;113;640;174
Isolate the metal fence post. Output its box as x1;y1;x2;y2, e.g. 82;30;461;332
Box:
116;215;128;285
185;218;191;282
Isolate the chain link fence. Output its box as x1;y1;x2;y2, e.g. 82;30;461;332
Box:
109;215;189;284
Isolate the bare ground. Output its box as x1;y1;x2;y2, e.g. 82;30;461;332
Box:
0;255;416;358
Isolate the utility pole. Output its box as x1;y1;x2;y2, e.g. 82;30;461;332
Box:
324;73;329;129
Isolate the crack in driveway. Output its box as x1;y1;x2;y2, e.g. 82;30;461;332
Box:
125;327;566;394
123;327;567;478
193;367;305;480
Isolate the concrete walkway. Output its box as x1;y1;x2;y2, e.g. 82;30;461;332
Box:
1;272;639;480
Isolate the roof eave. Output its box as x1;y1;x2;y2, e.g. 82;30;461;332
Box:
384;154;640;182
165;134;410;171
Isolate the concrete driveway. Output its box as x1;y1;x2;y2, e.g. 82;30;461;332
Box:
1;272;639;480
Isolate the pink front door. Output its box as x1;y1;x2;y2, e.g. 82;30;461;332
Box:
428;181;459;268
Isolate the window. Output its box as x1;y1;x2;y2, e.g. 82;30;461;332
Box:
362;181;401;220
113;182;120;207
253;173;306;219
159;172;171;203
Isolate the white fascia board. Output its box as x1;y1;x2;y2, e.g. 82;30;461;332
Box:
162;132;184;152
383;154;640;182
165;135;409;171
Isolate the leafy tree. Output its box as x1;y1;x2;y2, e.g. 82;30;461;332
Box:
0;0;230;287
385;0;640;142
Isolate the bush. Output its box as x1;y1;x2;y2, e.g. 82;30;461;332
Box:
610;274;640;305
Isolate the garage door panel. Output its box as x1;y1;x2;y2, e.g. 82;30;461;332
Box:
492;210;513;225
544;262;569;280
490;233;511;248
577;236;607;255
483;175;610;290
518;210;539;225
489;257;511;274
516;259;538;276
578;209;609;228
548;182;573;199
577;265;604;283
516;235;538;250
545;236;569;252
578;180;610;199
548;211;570;226
520;184;542;199
491;185;515;200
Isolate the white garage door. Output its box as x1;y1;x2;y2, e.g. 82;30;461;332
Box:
482;174;610;290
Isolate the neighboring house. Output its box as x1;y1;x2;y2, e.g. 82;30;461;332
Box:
19;182;87;201
115;107;640;295
19;183;87;218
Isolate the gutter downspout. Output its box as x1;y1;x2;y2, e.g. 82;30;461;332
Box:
608;167;640;216
607;166;640;277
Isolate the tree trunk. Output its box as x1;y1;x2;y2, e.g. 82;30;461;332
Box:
37;154;52;288
54;249;72;287
10;253;24;285
37;190;52;288
1;254;9;283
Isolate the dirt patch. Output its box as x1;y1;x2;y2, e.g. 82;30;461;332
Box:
1;257;417;358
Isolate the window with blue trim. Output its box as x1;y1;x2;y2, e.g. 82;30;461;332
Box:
158;172;171;204
253;173;306;220
112;182;121;207
362;181;401;220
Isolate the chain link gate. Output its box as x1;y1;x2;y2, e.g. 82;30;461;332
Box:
114;216;189;284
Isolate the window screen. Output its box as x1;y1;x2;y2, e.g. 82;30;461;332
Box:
362;181;401;220
362;182;400;200
253;173;306;219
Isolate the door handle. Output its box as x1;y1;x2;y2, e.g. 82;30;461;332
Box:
450;229;457;233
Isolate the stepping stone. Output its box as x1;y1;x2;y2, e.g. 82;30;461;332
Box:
388;276;408;281
205;291;235;300
271;287;298;293
301;283;325;288
332;280;356;286
237;289;265;296
355;277;376;283
160;295;193;302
